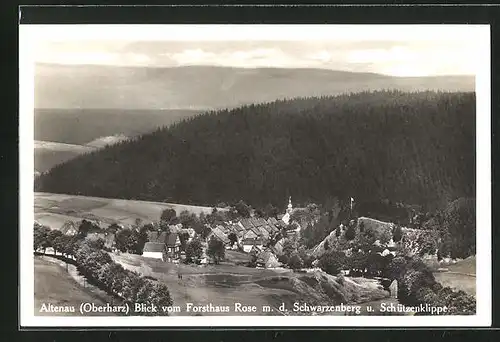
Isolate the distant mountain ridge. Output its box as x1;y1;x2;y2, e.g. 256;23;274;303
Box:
35;63;475;110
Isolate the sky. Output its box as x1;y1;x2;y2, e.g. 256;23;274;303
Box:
25;25;488;77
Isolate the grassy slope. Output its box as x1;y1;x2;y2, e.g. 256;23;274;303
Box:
35;141;97;173
34;256;111;316
110;252;389;316
433;256;476;297
35;136;131;173
35;192;225;229
34;108;201;146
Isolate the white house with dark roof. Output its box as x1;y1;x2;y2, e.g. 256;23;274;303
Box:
60;221;78;236
242;237;264;253
142;242;167;261
256;250;280;268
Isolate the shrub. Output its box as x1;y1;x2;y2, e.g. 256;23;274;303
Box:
344;224;356;241
288;253;304;270
392;224;403;242
318;250;346;275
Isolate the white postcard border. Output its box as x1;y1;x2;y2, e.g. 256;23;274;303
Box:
19;24;491;327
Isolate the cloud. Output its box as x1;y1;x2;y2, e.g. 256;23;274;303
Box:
165;48;308;68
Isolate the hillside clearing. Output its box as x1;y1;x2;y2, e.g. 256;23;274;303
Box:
433;256;476;297
110;252;389;316
34;256;112;316
35;192;226;229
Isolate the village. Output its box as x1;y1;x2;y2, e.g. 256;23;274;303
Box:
48;197;307;270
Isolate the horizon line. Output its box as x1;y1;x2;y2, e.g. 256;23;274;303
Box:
35;62;476;78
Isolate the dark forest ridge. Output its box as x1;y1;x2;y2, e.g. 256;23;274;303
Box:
35;90;475;212
36;63;475;110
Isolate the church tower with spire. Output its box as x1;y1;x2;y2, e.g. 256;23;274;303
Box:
286;196;293;214
281;196;293;225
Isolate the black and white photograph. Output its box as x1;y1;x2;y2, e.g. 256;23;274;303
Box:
19;24;491;327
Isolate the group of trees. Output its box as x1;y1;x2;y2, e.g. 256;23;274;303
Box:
114;226;149;254
276;237;314;270
318;244;395;277
424;197;476;260
34;223;173;315
316;229;475;315
184;238;203;263
207;237;225;264
35;91;475;213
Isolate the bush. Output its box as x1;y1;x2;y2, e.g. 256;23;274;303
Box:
318;250;346;275
185;239;203;262
344;224;356;241
207;237;225;264
288;253;304;270
390;254;476;315
160;208;177;223
392;224;403;242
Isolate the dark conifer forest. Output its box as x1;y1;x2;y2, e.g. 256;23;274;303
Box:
35;90;475;212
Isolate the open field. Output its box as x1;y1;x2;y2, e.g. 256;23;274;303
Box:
433;256;476;297
433;272;476;297
34;256;113;316
110;252;390;316
446;256;476;275
35;138;129;173
35;192;225;229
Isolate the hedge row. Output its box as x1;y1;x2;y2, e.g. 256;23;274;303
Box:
393;257;476;315
34;223;173;316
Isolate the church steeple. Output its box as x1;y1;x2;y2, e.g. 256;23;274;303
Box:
287;196;293;214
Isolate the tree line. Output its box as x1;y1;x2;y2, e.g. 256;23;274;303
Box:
314;222;475;315
35;90;475;217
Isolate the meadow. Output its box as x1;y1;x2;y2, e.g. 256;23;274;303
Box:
433;256;476;297
34;256;114;316
35;192;224;229
109;252;390;316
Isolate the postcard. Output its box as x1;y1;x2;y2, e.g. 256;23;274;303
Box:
19;23;491;327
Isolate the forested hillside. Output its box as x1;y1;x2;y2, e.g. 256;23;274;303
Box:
35;91;475;212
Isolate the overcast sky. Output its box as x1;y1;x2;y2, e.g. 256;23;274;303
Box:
27;25;487;77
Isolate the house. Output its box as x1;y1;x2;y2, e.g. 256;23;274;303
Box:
256;225;270;240
142;242;167;261
256;250;280;268
217;224;230;234
147;231;181;260
168;224;183;233
238;218;254;231
250;227;262;238
242;238;264;253
60;221;78;236
243;229;259;240
256;218;268;227
210;226;230;245
271;238;286;256
249;244;263;255
267;217;279;226
261;224;274;234
165;233;182;260
250;217;261;227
